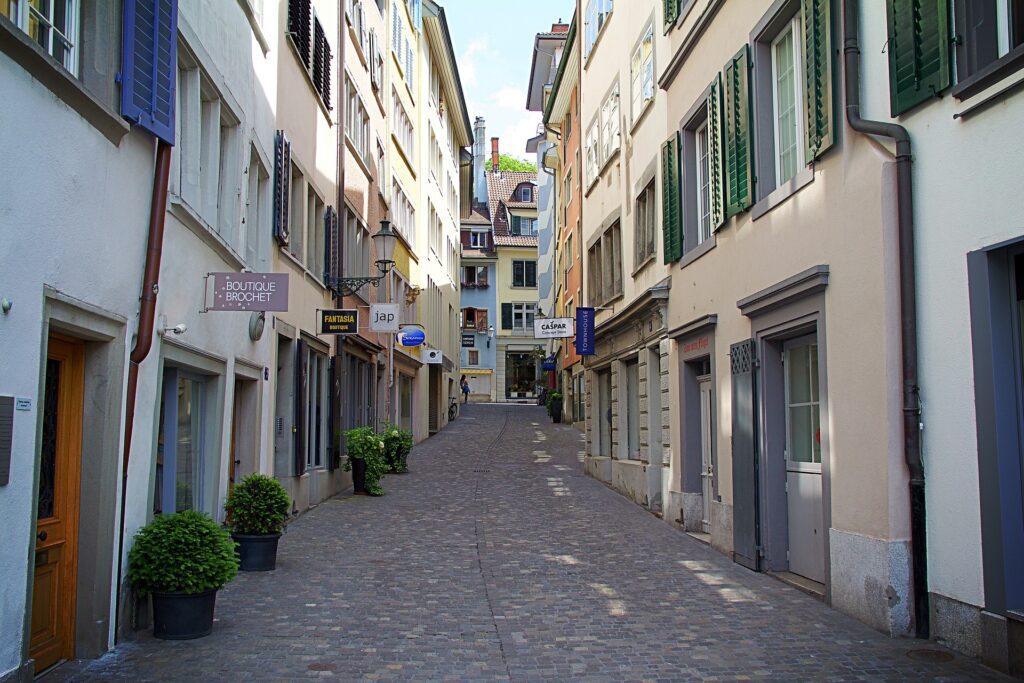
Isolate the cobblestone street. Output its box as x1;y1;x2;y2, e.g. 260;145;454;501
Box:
54;404;1005;681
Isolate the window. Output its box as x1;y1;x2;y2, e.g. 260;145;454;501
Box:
584;0;613;58
695;123;713;243
468;350;480;365
369;28;384;91
470;230;488;249
588;221;622;305
346;0;368;55
304;346;329;469
462;265;488;287
376;138;386;192
564;233;574;281
771;16;804;186
564;168;573;205
511;303;536;332
631;24;655;120
600;85;620;161
518;185;533;202
391;179;415;246
511;215;537;236
430;131;442;180
512;260;537;288
289;163;306;260
288;1;333;111
461;307;488;330
952;0;1024;85
428;202;443;256
3;0;79;74
345;75;371;163
154;369;210;515
635;181;656;267
785;340;821;464
585;122;599;185
345;209;370;279
244;146;269;269
391;89;415;162
308;188;325;279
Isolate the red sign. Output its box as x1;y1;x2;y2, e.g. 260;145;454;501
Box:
683;336;709;354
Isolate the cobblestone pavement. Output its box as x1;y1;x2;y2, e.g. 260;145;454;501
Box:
53;404;1006;682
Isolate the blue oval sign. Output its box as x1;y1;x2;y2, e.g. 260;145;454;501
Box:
399;328;425;347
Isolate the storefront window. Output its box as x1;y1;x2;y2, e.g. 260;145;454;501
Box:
155;369;207;515
505;352;538;398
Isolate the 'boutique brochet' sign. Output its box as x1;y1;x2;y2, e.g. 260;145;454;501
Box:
208;273;289;311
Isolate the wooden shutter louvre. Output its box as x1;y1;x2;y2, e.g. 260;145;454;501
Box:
730;339;760;571
322;31;333;111
313;19;326;102
886;0;951;116
664;0;679;30
288;0;312;68
801;0;834;161
120;0;179;145
708;75;727;230
661;134;682;264
273;131;292;245
325;206;340;290
501;303;513;330
723;45;754;218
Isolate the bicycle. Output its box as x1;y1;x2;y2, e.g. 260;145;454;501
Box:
448;396;459;421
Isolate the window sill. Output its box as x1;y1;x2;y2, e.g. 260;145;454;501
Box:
346;136;373;182
631;253;655;278
952;44;1024;102
0;16;129;146
168;196;246;270
678;235;716;269
751;166;814;222
391;133;416;176
236;0;270;55
585;148;621;198
286;34;334;126
347;25;369;68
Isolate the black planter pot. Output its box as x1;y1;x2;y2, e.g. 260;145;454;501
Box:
352;457;367;493
551;404;562;423
151;589;217;640
233;533;281;571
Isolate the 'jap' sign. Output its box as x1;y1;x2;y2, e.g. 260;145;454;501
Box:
209;273;289;311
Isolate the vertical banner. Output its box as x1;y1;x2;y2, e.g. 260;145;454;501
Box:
575;307;595;356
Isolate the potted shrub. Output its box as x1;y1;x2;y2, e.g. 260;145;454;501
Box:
381;423;413;473
127;510;238;640
343;425;388;495
546;391;563;423
224;473;290;571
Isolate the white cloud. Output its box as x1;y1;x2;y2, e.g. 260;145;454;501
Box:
458;35;490;89
497;114;542;160
492;86;526;110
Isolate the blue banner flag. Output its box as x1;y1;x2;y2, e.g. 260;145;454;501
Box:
575;307;595;356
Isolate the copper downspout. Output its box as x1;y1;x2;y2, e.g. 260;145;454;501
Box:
842;0;928;638
114;139;172;639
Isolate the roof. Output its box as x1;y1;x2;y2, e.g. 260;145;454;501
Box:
494;235;539;248
486;170;538;248
526;25;570;111
423;1;473;147
461;204;491;226
544;14;578;125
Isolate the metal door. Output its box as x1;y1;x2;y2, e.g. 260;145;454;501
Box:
699;376;713;533
784;337;825;583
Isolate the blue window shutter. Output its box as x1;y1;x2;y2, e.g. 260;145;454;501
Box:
121;0;178;145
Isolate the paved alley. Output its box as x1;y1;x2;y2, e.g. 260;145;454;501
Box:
54;405;1005;682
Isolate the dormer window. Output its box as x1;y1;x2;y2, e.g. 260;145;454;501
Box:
518;185;533;202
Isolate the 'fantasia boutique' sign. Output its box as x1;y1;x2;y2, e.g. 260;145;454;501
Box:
208;273;289;312
533;317;574;339
321;309;358;334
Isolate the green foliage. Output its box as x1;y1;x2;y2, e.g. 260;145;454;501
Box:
485;153;537;173
380;422;414;473
225;473;291;535
342;426;389;496
546;391;562;416
127;510;238;595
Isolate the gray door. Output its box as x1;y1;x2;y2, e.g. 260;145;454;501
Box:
598;370;612;456
699;376;713;533
625;360;640;459
784;337;825;583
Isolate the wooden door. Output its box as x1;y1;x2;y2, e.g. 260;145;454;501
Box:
31;336;84;672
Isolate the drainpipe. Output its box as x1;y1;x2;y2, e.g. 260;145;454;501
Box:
114;139;172;639
843;0;927;638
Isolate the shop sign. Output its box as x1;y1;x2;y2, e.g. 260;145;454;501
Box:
541;357;557;371
321;309;358;334
208;273;288;311
370;304;400;332
398;327;425;347
461;332;475;348
575;307;595;355
534;317;574;339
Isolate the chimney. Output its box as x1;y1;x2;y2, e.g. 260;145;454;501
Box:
491;137;500;175
473;117;487;203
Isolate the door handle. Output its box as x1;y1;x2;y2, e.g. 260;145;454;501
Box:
37;531;47;542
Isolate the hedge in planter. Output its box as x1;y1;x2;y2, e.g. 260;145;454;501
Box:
225;473;291;571
127;510;238;639
380;422;413;473
343;425;388;496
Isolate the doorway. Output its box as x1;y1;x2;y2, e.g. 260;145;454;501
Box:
505;351;538;399
624;359;640;459
230;377;260;490
31;335;84;672
698;374;714;533
597;369;612;456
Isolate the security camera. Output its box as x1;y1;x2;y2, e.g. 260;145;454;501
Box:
170;323;187;335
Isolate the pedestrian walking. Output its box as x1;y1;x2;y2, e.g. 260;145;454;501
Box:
460;375;470;403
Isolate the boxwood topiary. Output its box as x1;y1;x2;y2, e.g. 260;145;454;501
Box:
225;473;291;535
127;510;239;595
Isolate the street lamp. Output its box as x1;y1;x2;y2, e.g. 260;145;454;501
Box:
334;219;398;296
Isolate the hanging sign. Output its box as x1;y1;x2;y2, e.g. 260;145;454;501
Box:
575;307;595;356
398;327;425;347
534;317;574;339
208;273;289;311
461;332;475;348
321;309;358;334
370;303;400;332
541;356;557;371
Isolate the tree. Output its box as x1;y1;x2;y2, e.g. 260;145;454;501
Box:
485;154;537;173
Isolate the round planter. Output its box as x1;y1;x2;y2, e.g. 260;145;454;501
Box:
352;457;367;493
151;589;217;640
233;533;281;572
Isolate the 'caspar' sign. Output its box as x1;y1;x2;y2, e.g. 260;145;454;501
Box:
534;317;574;339
208;273;289;312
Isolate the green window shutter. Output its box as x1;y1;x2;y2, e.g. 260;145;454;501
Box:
802;0;834;161
886;0;951;117
664;0;679;30
501;303;513;330
708;74;726;230
661;134;683;263
723;45;754;218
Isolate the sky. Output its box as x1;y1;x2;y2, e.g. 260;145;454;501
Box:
442;0;576;163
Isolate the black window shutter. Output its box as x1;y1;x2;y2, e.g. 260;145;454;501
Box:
288;0;312;68
730;339;760;571
324;206;340;288
513;260;524;286
313;18;326;100
501;303;513;330
953;0;1000;80
887;0;951;116
120;0;178;145
294;339;308;476
801;0;834;161
323;34;333;110
526;261;537;288
273;131;292;245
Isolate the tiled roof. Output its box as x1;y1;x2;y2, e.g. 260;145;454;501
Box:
461;204;491;226
486;170;537;240
494;235;539;248
504;200;537;209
